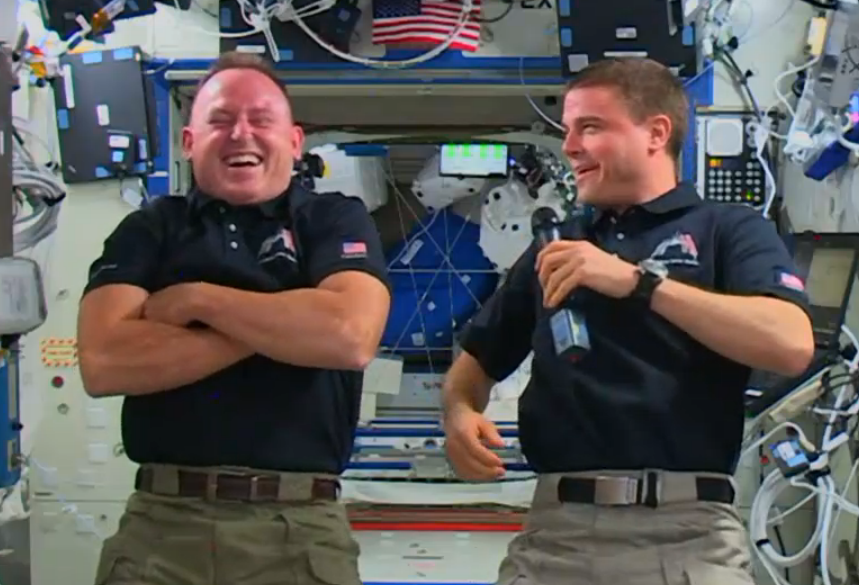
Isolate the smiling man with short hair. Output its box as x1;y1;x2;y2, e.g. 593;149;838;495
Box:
77;51;391;585
442;57;813;585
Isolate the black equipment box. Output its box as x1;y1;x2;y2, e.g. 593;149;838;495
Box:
555;0;698;78
52;46;158;184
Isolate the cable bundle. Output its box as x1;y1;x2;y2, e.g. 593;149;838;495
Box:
745;327;859;585
11;116;65;252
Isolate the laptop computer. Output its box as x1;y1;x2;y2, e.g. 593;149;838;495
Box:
744;232;859;417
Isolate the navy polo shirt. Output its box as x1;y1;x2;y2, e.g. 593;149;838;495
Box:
82;184;389;474
460;183;810;475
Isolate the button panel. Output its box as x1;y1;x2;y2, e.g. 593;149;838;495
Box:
704;157;766;206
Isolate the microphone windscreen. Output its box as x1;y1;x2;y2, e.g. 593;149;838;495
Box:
531;206;559;235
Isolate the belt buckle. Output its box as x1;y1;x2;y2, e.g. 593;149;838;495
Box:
593;476;638;506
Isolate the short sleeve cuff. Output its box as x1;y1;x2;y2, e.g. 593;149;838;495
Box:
311;261;392;294
746;283;813;321
82;270;156;296
458;323;511;382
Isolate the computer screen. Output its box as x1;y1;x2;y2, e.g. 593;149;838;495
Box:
439;144;509;178
792;236;859;346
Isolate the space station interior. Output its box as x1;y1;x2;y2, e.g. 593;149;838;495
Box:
3;0;859;584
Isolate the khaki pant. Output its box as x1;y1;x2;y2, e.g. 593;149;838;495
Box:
497;473;755;585
94;471;361;585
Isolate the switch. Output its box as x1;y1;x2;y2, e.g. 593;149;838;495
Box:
85;407;108;428
87;443;110;463
77;469;97;487
75;514;96;534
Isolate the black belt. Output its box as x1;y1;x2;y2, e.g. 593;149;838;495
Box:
557;472;734;508
135;468;340;503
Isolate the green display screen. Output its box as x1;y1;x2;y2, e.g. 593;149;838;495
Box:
439;143;509;177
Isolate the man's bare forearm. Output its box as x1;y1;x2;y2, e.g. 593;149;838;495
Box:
651;278;814;375
79;321;252;397
191;284;374;370
443;352;495;418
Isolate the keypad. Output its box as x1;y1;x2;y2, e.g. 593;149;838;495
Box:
705;159;766;205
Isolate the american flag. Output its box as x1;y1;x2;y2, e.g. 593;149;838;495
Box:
779;272;805;292
342;241;368;257
372;0;483;53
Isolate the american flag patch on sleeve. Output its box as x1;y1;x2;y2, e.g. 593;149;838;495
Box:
778;272;805;292
341;241;368;258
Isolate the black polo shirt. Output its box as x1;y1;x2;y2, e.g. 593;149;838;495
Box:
82;184;389;474
460;182;810;475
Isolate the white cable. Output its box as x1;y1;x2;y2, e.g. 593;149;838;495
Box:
745;326;859;584
751;122;777;218
10;120;65;253
164;0;468;67
773;55;821;120
742;57;818;218
166;0;268;39
744;54;821;149
278;0;473;69
518;57;564;132
273;0;336;20
12;116;58;163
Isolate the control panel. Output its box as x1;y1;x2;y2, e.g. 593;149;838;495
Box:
695;111;771;207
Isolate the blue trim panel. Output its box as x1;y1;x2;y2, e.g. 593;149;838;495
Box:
152;54;560;71
682;63;715;184
148;71;172;195
346;461;530;471
355;427;519;438
0;356;21;489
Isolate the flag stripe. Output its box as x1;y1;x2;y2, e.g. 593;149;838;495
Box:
372;0;483;53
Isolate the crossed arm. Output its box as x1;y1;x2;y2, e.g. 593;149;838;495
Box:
77;285;252;396
78;272;389;397
78;196;391;398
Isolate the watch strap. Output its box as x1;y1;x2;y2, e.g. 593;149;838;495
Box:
630;266;662;306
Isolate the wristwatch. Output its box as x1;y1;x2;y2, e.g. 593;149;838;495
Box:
630;259;669;306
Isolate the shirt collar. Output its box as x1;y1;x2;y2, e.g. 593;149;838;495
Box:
187;181;311;218
592;182;701;226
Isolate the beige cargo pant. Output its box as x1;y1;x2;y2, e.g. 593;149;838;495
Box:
93;470;361;585
497;472;756;585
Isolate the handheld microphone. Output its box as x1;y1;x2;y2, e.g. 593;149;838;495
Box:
531;206;562;249
531;207;591;361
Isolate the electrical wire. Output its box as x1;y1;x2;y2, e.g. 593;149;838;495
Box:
713;45;780;218
10;119;65;252
164;0;474;68
518;57;564;133
472;0;514;24
717;48;763;118
279;0;475;68
744;325;859;585
773;55;821;122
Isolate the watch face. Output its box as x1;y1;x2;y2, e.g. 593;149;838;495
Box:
640;259;669;278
